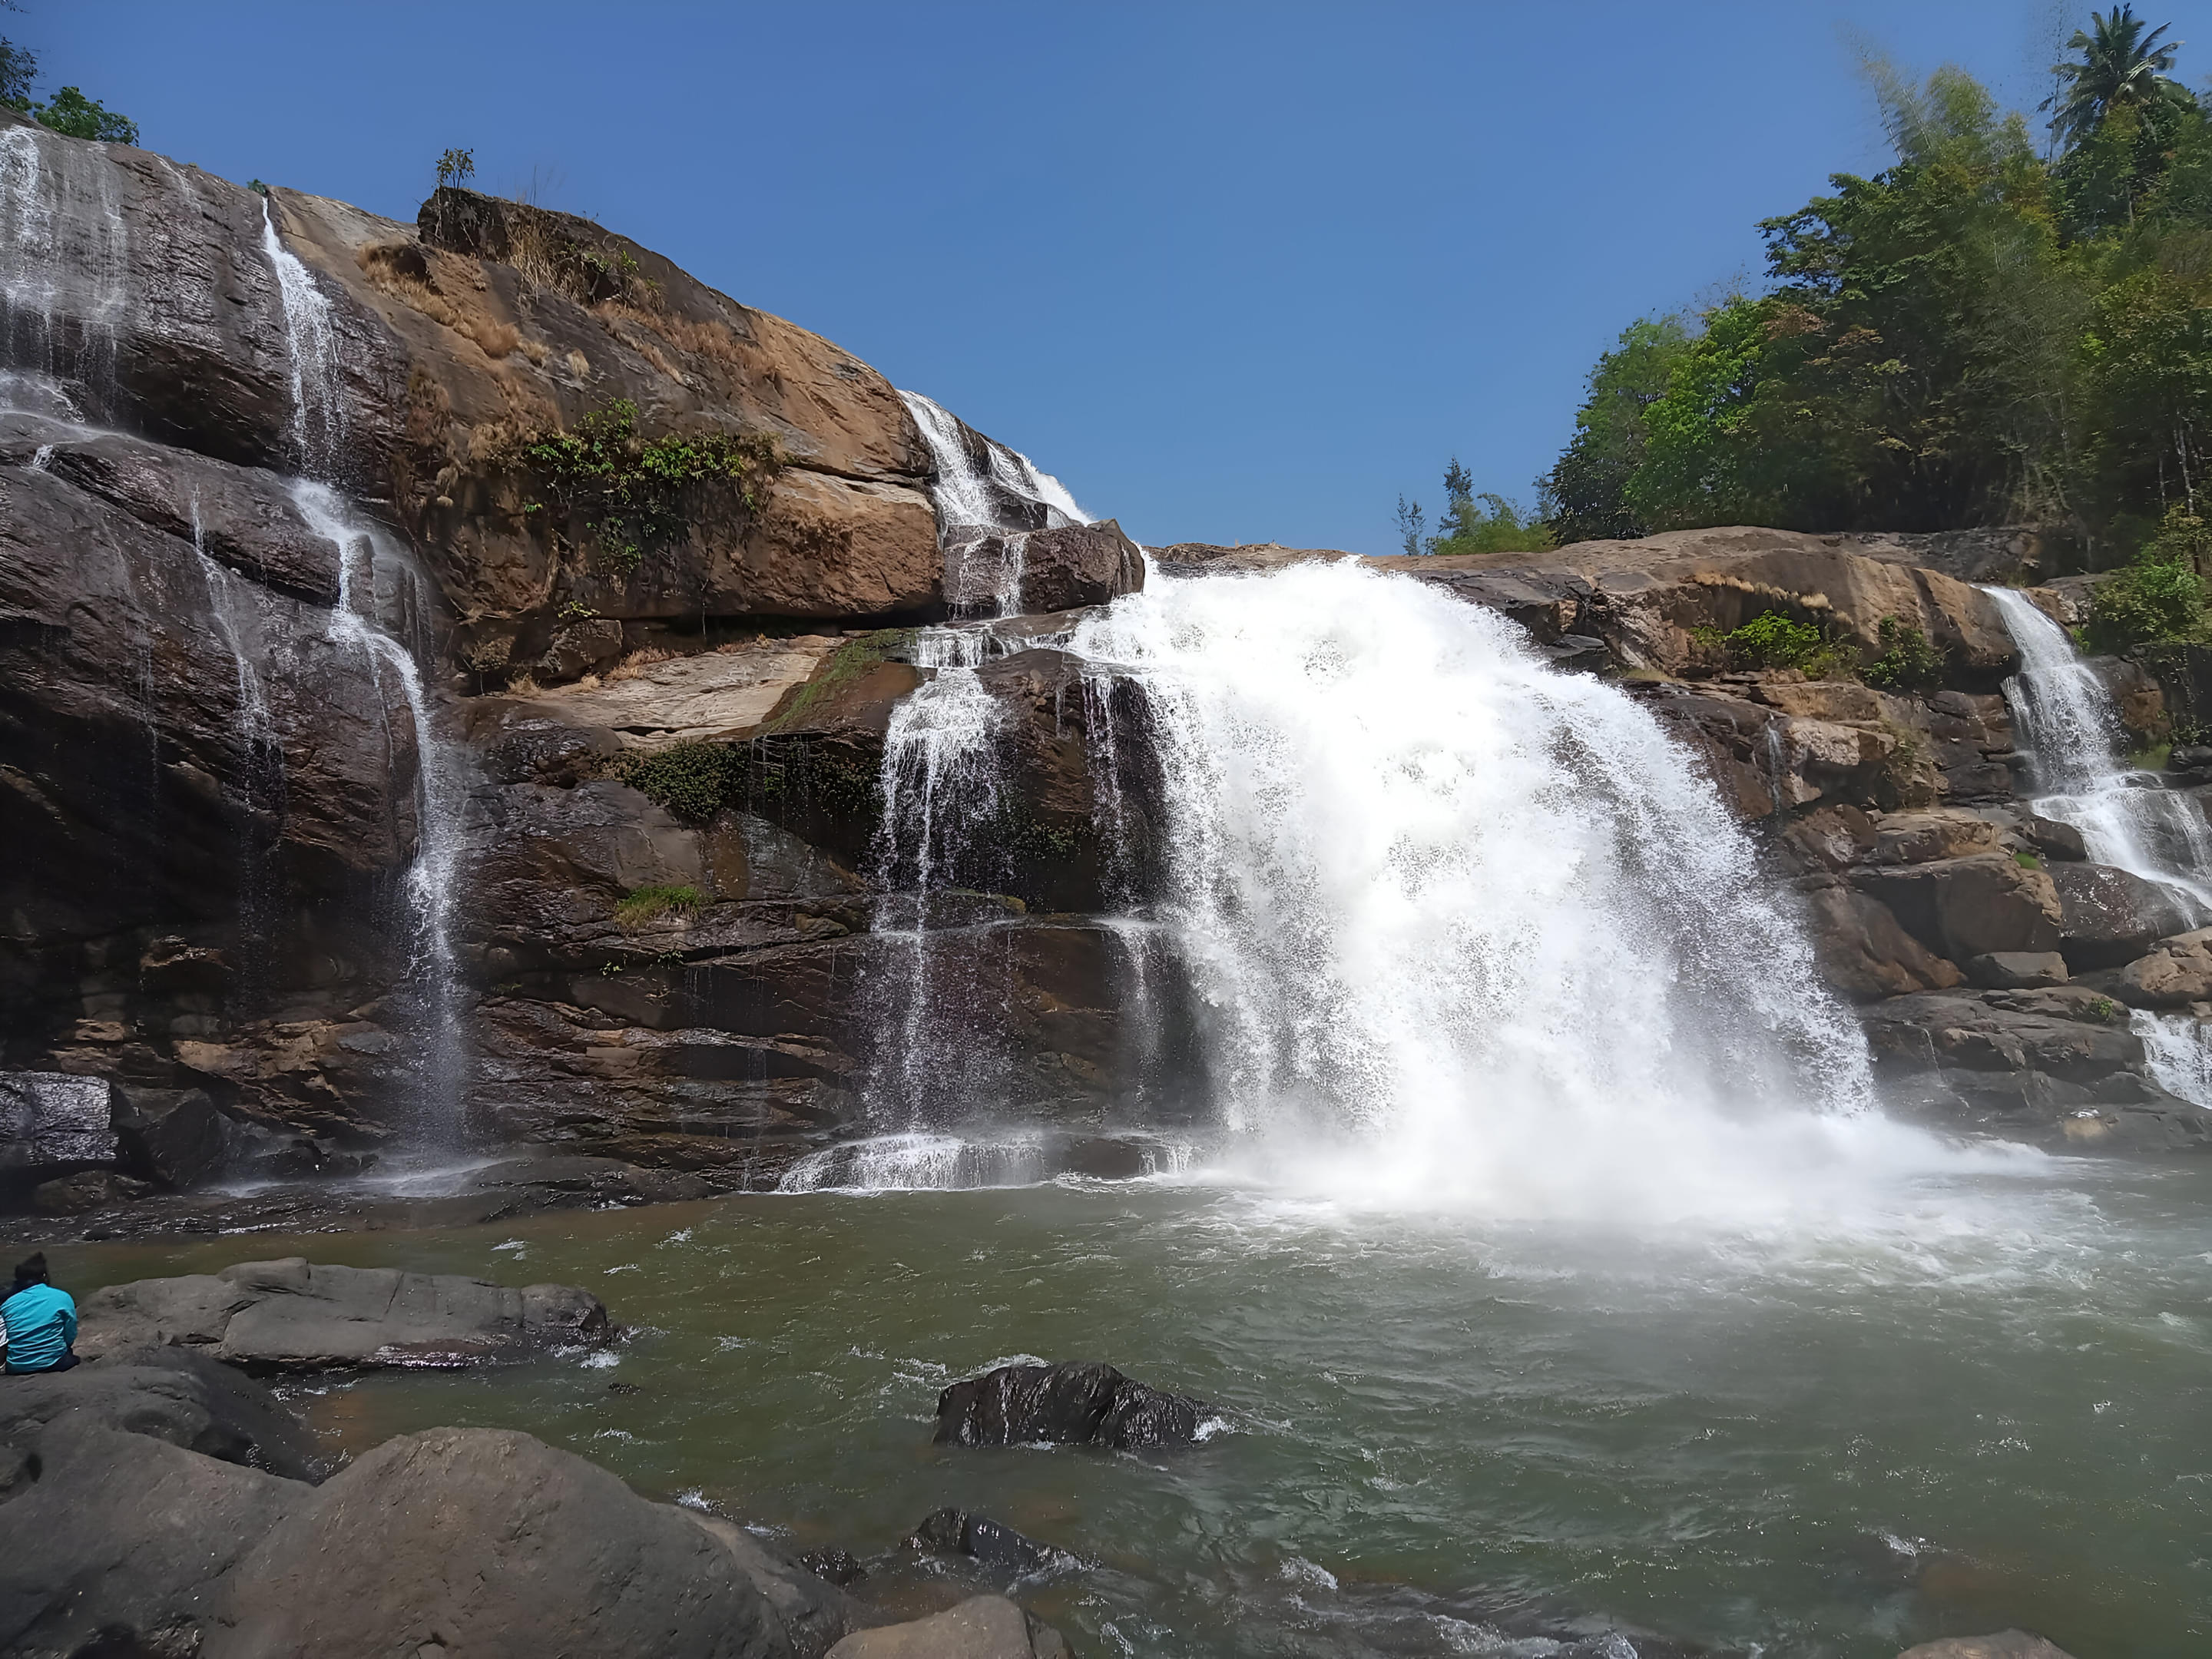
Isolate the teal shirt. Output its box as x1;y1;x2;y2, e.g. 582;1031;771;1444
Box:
2;1283;77;1373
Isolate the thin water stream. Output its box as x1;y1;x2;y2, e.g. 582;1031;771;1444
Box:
55;1164;2212;1659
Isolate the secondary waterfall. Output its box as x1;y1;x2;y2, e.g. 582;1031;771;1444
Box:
1982;586;2212;910
260;204;470;1140
1983;585;2212;1110
1058;561;1888;1215
899;389;1090;618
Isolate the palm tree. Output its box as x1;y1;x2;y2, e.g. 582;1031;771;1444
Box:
2044;5;2187;151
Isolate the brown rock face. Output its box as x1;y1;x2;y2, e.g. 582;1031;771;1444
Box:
1853;854;2065;962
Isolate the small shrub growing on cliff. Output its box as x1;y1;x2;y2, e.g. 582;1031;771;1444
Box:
511;399;777;575
1862;615;1944;690
25;85;137;144
1697;609;1856;677
614;884;703;927
614;740;743;822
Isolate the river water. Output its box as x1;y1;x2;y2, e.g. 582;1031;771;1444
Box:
60;1161;2212;1658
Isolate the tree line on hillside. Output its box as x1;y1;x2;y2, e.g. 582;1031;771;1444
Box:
1401;5;2212;632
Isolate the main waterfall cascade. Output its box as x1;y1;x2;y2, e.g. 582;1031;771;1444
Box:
1983;585;2212;1111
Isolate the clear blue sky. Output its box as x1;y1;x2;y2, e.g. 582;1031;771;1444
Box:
17;2;2212;551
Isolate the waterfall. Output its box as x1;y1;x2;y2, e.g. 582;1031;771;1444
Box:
260;197;346;475
1982;585;2212;1112
1982;586;2212;912
0;122;124;417
260;205;469;1141
190;496;286;1008
1057;561;1891;1217
899;388;1091;619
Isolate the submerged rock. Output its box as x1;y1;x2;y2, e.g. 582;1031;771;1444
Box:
78;1257;613;1369
935;1359;1209;1450
906;1507;1081;1575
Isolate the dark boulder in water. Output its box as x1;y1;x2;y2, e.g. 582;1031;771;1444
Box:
906;1507;1080;1575
934;1359;1208;1449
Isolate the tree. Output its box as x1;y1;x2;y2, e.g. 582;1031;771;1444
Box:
435;147;475;189
0;39;31;111
1542;315;1694;541
2045;5;2187;153
1424;459;1552;554
26;85;137;143
1392;495;1426;555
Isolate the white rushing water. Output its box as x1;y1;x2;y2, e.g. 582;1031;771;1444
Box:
1982;585;2212;912
1051;561;1972;1221
260;204;469;1137
1982;584;2212;1109
0;122;126;407
899;388;1091;619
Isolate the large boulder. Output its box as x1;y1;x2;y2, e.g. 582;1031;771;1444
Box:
953;520;1146;614
218;1426;783;1659
825;1596;1071;1659
78;1258;613;1370
1795;878;1965;1001
935;1359;1210;1450
0;1344;324;1479
2046;863;2199;969
113;1085;230;1188
0;1414;306;1659
1851;854;2064;963
2104;926;2212;1006
0;1071;118;1170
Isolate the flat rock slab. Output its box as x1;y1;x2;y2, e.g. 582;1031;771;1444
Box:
1897;1633;2078;1659
826;1595;1071;1659
78;1257;614;1371
935;1359;1210;1450
0;1344;325;1480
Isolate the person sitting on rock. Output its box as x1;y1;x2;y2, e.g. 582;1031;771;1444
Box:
2;1253;78;1374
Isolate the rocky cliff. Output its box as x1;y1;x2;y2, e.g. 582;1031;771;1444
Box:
2;111;2206;1230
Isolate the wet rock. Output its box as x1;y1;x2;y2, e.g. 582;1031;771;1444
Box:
0;1071;120;1170
825;1595;1073;1659
907;1507;1082;1575
2103;926;2212;1006
78;1257;613;1370
1796;878;1965;1001
2054;1104;2212;1152
799;1548;867;1586
0;1414;305;1659
2047;862;2197;969
1896;1630;2079;1658
32;1169;154;1212
1862;989;2139;1085
960;518;1145;614
2167;743;2212;777
1852;853;2064;962
221;1426;781;1657
113;1085;229;1187
2015;813;2088;860
682;1509;869;1659
935;1359;1210;1450
1866;809;2000;866
0;1343;325;1479
1965;952;2069;989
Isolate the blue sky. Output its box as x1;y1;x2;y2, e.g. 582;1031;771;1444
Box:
17;2;2212;551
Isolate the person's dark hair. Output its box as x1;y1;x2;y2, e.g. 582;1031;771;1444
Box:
10;1252;48;1293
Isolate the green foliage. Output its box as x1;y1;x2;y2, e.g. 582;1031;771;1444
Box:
613;883;704;927
26;85;136;144
1539;41;2212;552
0;35;33;110
760;630;914;733
2015;849;2045;869
2082;534;2208;650
1397;459;1552;555
1863;615;1945;689
435;147;475;189
2043;5;2187;154
1544;316;1694;542
1709;610;1833;671
511;399;777;575
614;741;744;823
